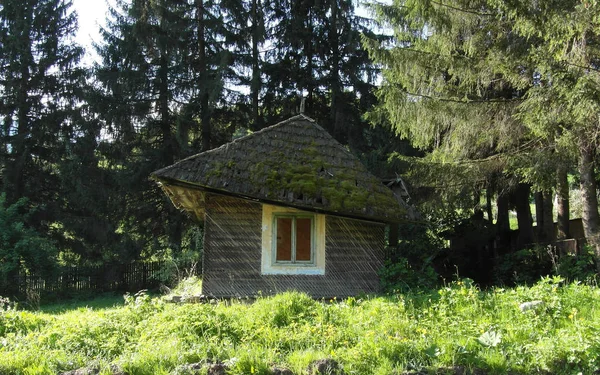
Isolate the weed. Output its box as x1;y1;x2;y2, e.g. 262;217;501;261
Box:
1;280;600;374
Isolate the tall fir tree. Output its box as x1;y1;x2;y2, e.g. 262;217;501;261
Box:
0;0;90;265
93;0;241;260
93;0;193;260
0;0;85;205
495;0;600;269
364;0;558;249
187;0;243;151
257;0;383;153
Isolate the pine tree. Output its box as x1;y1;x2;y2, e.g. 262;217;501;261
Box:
93;0;242;260
0;0;88;265
258;0;381;148
364;0;551;248
187;0;243;150
0;0;85;204
497;0;600;269
93;0;192;259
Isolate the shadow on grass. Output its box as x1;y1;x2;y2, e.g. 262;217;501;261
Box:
38;292;126;314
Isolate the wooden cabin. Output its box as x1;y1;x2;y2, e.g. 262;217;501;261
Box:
151;115;410;298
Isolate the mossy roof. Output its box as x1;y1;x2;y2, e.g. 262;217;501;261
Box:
151;115;411;222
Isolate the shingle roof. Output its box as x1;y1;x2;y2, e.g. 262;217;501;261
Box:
151;115;410;222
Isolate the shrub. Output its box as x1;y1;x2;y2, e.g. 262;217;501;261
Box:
494;244;598;286
170;276;203;296
494;246;554;285
556;245;597;282
381;222;441;293
379;258;438;293
0;194;58;295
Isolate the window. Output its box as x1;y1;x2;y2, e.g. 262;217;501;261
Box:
261;204;325;275
274;215;314;263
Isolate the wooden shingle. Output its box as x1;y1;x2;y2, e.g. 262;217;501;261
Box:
151;115;410;223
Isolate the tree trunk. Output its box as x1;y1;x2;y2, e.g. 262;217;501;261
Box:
159;50;174;164
473;189;482;216
535;190;555;243
330;0;341;140
305;13;314;112
514;183;534;248
7;17;33;204
542;190;555;242
578;142;600;272
486;187;494;224
250;0;262;130
485;186;496;259
535;191;543;240
496;192;511;251
388;223;398;248
556;163;571;239
158;40;184;254
197;0;211;151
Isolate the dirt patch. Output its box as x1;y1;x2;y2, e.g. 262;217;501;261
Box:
60;364;124;375
308;359;345;375
271;367;294;375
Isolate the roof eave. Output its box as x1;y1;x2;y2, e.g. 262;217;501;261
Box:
152;176;409;225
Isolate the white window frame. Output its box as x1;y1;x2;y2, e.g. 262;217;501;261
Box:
261;204;326;275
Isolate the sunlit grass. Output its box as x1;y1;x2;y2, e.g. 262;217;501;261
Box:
1;277;600;374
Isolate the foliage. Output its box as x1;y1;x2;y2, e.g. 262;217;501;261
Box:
494;246;555;286
2;280;600;374
494;245;598;286
0;0;402;274
379;258;438;293
0;0;106;266
0;296;16;312
365;0;600;268
364;0;533;213
82;0;387;265
169;276;203;297
380;222;444;293
555;246;598;283
0;194;58;289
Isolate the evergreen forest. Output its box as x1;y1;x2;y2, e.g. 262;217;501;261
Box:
2;0;600;292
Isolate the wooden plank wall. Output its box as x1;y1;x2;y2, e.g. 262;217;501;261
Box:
202;193;385;298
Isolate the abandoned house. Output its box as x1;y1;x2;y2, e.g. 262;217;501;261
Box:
151;115;410;298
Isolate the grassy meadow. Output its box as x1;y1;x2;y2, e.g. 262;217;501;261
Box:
1;277;600;374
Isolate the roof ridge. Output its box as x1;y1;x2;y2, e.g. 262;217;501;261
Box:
152;115;317;177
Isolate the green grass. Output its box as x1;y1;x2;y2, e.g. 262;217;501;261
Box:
38;293;125;314
2;277;600;374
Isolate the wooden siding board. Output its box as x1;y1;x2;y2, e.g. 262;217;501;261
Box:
202;194;385;298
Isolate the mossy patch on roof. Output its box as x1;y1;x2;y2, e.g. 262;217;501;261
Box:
151;115;409;222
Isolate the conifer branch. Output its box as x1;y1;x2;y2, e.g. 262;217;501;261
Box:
563;61;600;73
400;47;471;60
398;139;548;166
429;1;494;17
389;85;523;104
